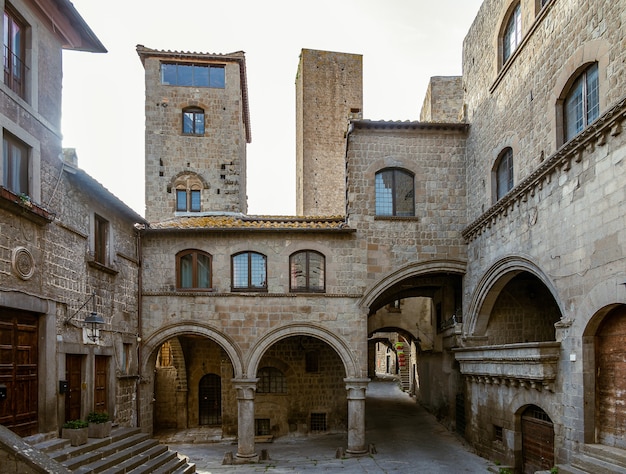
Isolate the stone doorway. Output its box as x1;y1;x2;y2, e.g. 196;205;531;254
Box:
521;405;554;474
198;373;221;425
596;305;626;448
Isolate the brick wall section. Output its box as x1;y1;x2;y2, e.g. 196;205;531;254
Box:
419;76;464;123
296;49;363;216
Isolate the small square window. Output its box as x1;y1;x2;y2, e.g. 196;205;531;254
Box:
255;418;270;436
310;413;327;432
494;425;503;443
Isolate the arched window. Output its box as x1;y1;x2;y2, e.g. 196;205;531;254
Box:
257;367;286;393
564;63;599;142
495;148;514;201
182;106;205;135
231;251;267;291
375;168;415;216
502;2;521;64
173;173;203;212
290;250;325;293
176;249;211;290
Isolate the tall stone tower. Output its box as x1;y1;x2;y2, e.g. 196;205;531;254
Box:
295;49;363;217
137;45;250;222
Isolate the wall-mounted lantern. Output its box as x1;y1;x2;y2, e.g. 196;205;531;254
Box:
65;292;105;342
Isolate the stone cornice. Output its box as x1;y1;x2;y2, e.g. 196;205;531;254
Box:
462;96;626;243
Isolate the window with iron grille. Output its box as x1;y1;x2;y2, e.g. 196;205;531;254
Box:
564;63;599;142
257;367;286;393
255;418;270;436
503;3;521;64
375;168;414;217
290;250;325;293
3;5;27;98
494;425;503;443
310;413;327;432
232;251;267;291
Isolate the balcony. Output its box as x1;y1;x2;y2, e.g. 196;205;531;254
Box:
453;342;561;392
0;186;54;225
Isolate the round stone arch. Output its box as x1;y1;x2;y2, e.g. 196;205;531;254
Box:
360;258;467;310
245;323;361;379
465;255;564;337
141;322;244;378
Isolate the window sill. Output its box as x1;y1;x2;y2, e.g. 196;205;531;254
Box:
231;288;268;293
87;259;119;275
0;187;55;225
374;216;419;222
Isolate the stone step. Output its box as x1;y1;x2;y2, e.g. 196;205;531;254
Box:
582;444;626;468
73;439;165;473
556;463;591;474
124;450;181;474
55;432;151;468
171;462;196;474
571;452;626;474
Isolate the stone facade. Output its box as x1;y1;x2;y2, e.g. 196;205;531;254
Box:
419;76;464;123
295;49;363;216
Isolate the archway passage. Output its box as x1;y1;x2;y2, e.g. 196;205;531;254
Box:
254;335;347;438
521;405;554;474
153;335;236;436
596;305;626;448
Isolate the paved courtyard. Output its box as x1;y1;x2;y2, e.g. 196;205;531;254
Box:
164;378;493;472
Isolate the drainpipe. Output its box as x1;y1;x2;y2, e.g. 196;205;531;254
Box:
135;227;143;428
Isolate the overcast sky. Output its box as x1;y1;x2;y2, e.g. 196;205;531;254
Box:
62;0;483;216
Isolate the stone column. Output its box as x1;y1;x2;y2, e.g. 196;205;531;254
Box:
344;377;370;455
232;378;259;462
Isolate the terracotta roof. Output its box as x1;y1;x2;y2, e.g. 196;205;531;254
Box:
144;215;353;233
349;119;468;132
136;45;251;144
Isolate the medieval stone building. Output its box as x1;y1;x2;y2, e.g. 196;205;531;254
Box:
1;0;625;473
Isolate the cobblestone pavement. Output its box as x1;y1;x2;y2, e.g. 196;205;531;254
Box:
161;378;492;473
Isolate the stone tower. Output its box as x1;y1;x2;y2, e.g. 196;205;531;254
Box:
295;49;363;217
137;45;250;222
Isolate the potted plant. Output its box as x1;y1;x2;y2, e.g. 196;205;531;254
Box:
62;419;88;446
87;411;112;438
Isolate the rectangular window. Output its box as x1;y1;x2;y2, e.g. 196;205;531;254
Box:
2;131;28;194
94;214;108;265
255;418;270;436
310;413;327;432
176;189;187;211
494;425;503;443
3;6;26;98
122;343;131;374
190;190;201;211
161;63;225;88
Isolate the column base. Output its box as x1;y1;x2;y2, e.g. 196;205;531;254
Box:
234;453;259;464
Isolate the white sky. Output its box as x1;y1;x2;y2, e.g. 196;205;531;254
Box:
62;0;483;217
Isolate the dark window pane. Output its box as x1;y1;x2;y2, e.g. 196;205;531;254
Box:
496;149;513;200
176;190;187;211
180;253;193;288
190;190;201;212
210;66;225;88
586;63;599;124
197;253;211;288
394;171;414;216
3;133;28;195
376;169;414;216
308;252;325;291
290;252;306;290
250;253;266;288
564;63;599;142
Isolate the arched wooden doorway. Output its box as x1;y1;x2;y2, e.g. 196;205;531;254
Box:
199;373;221;426
521;405;554;473
596;305;626;448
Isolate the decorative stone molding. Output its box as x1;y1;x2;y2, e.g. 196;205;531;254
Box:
462;96;626;243
12;246;35;280
453;342;561;392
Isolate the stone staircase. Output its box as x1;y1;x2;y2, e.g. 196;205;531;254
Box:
27;427;195;473
558;444;626;474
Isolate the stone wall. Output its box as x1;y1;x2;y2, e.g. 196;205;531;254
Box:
296;49;363;216
419;76;464;123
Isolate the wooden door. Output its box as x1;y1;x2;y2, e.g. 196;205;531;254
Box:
0;310;38;436
94;355;108;412
65;354;82;422
521;405;554;474
199;374;221;425
596;306;626;447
